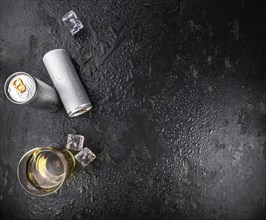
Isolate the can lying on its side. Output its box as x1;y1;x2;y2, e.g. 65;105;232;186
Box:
43;49;92;117
4;72;61;112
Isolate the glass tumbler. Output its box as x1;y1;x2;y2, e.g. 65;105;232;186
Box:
17;146;75;196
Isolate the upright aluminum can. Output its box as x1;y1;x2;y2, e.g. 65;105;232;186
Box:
43;49;92;117
4;72;61;112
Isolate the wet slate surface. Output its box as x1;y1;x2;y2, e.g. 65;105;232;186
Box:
0;0;266;219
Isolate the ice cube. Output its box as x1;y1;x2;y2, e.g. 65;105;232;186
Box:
62;10;84;35
66;134;84;151
75;147;96;167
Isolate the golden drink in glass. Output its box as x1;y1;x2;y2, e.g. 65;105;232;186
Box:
17;147;75;196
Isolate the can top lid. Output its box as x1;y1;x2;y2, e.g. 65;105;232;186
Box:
4;72;37;104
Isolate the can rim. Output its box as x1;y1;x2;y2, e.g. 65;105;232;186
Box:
68;103;92;117
4;72;38;104
43;49;66;61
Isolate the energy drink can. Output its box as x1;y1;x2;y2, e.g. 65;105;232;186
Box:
4;72;61;112
43;49;92;117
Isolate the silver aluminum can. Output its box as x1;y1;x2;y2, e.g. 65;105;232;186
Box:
4;72;61;112
43;49;92;117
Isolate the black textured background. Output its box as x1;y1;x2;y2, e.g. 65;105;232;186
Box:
0;0;266;219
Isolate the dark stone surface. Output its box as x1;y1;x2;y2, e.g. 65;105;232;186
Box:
0;0;266;219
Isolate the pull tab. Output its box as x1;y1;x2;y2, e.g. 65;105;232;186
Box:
12;78;26;93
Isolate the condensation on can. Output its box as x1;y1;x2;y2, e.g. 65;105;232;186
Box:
43;49;92;117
